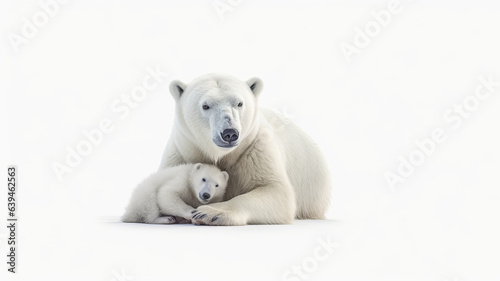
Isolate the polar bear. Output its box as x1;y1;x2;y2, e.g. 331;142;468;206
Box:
121;163;229;224
160;73;331;226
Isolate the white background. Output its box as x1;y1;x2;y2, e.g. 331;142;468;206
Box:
1;0;500;280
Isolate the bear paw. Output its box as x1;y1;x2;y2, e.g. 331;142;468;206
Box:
152;216;177;224
191;205;246;226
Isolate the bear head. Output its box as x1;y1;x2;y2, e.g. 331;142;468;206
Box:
169;73;263;159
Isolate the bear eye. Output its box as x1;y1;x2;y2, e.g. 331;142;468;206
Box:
215;184;219;187
202;105;210;110
237;102;243;107
202;178;206;182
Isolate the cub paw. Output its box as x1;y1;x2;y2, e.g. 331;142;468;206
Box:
152;216;177;224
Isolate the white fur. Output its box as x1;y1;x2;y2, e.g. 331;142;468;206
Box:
121;163;229;224
160;73;331;225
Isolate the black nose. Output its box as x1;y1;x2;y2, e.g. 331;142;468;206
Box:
202;193;211;200
221;129;239;143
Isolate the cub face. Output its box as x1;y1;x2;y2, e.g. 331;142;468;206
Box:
190;163;229;204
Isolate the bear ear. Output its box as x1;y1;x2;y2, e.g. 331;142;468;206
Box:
169;80;187;101
194;163;203;170
246;77;263;97
221;171;229;182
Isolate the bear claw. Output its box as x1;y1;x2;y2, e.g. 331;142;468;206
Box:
192;212;206;220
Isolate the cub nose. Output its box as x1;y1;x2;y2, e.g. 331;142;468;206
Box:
201;192;211;200
221;129;239;143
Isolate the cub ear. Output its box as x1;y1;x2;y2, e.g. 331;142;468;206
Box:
169;80;187;101
194;163;203;170
221;171;229;182
246;77;263;97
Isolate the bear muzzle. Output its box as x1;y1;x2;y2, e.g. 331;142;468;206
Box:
213;128;240;148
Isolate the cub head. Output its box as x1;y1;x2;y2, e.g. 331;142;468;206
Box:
189;163;229;204
169;73;263;159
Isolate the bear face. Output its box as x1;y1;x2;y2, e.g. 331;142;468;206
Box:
169;74;263;158
190;163;229;204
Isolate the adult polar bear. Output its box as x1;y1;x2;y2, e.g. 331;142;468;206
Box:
159;73;331;225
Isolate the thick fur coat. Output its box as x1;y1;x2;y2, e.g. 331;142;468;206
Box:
159;74;331;225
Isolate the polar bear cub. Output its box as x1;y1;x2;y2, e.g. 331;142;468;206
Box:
121;163;229;224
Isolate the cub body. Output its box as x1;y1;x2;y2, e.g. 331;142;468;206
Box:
121;163;228;224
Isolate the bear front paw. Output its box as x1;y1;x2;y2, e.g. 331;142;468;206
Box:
191;205;245;226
